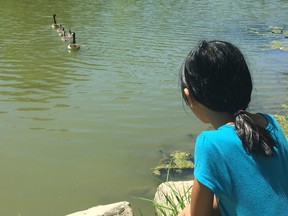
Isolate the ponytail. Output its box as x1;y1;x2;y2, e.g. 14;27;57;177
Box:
234;111;275;156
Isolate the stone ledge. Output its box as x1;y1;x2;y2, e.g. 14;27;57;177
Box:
66;201;133;216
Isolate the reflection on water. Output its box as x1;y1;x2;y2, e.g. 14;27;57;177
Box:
0;0;287;215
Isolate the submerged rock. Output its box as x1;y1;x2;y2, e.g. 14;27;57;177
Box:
270;26;284;34
153;151;194;176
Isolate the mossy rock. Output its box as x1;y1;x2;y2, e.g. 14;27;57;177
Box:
284;31;288;38
153;151;194;176
270;26;283;34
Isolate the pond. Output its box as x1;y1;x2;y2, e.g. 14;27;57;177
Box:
0;0;287;215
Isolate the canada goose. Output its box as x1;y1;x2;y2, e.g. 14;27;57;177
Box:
68;32;80;50
67;29;73;38
57;24;64;33
52;14;60;29
61;31;69;41
59;27;65;36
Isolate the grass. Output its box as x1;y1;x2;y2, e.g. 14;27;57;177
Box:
137;166;193;216
137;182;192;216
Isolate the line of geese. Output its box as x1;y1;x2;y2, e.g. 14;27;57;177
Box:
52;14;80;51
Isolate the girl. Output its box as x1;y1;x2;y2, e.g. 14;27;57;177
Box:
178;41;288;216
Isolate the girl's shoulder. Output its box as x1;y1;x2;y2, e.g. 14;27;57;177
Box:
197;124;238;145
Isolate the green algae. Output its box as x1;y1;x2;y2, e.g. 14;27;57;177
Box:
267;40;288;51
247;26;285;38
153;151;194;176
246;26;288;51
246;27;269;37
275;114;288;137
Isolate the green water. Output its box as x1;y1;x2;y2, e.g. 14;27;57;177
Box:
0;0;287;215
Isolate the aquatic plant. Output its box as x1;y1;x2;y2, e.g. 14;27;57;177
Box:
267;40;288;51
152;151;194;176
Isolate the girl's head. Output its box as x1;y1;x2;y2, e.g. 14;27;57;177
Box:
180;40;252;114
181;40;275;156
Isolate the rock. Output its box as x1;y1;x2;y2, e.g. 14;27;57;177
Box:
284;31;288;38
269;26;283;34
66;201;134;216
154;180;193;216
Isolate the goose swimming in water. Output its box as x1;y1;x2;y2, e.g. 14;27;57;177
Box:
67;29;73;38
59;27;65;36
61;31;69;41
57;24;64;33
52;14;60;29
68;32;80;50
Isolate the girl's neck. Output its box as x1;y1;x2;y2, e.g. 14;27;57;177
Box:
206;110;235;129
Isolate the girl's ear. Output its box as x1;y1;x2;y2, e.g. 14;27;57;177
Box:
184;88;197;108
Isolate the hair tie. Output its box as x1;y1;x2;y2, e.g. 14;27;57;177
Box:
233;109;245;118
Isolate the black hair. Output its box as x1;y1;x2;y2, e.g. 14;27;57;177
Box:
180;40;275;156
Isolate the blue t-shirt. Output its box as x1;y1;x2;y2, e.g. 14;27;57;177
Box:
194;114;288;216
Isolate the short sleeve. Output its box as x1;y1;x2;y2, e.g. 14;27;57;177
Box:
194;132;232;198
